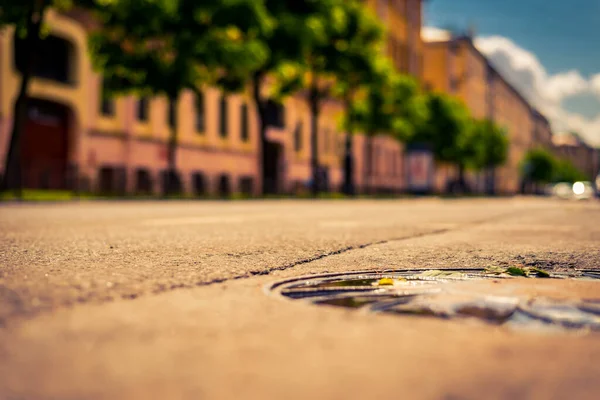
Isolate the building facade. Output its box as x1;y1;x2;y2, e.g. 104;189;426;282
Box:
362;0;425;193
423;35;544;194
532;110;553;149
552;133;599;181
0;3;424;196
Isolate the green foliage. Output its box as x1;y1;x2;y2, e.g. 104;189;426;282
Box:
485;265;551;278
266;0;387;109
351;68;428;143
258;0;338;99
390;76;429;143
506;266;527;277
466;119;509;170
521;148;555;183
329;0;386;100
88;0;273;98
552;158;587;183
297;0;387;102
412;93;473;165
522;147;587;184
0;0;73;33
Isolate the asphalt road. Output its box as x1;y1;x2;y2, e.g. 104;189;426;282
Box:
1;198;599;399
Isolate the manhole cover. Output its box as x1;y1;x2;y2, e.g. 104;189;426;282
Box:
270;268;600;333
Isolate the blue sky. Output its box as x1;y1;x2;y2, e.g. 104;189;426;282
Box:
424;0;600;146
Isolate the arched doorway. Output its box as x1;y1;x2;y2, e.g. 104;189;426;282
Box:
20;99;72;189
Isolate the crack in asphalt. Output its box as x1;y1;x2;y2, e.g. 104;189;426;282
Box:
192;210;521;287
0;210;521;327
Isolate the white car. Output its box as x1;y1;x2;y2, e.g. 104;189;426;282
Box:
551;182;573;199
572;181;594;200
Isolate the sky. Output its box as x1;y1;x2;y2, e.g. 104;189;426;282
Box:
423;0;600;147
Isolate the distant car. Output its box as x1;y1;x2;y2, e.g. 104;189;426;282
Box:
551;182;573;199
572;181;594;200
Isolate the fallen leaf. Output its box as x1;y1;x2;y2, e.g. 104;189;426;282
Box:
507;266;528;277
377;278;394;286
485;266;507;275
530;267;550;278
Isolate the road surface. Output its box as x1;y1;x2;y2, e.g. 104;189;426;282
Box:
1;198;599;399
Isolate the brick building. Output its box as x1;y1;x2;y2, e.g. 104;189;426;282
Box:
423;35;549;194
552;133;599;181
0;2;425;196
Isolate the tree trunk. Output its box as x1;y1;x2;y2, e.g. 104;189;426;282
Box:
1;1;47;196
486;165;496;196
457;164;467;194
365;133;374;195
309;82;320;197
342;97;355;196
252;73;268;196
165;95;178;196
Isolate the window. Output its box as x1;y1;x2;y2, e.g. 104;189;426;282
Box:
218;174;231;197
100;78;115;117
192;172;207;196
219;95;228;137
15;34;75;84
135;168;153;194
239;177;254;195
137;97;149;122
294;121;303;152
195;92;205;132
240;103;249;142
265;100;285;128
161;170;182;194
99;166;126;195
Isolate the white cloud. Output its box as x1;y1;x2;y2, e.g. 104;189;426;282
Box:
546;71;589;103
591;74;600;96
421;26;451;42
474;35;600;146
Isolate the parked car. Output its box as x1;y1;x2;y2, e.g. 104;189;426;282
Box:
572;181;594;200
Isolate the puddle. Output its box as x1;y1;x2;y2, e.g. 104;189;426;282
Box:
270;269;600;333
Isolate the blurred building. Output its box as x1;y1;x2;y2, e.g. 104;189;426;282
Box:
0;2;425;196
360;0;425;193
552;133;599;181
532;110;553;149
423;35;551;195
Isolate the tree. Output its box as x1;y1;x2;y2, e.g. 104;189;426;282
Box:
457;118;508;194
469;119;509;171
299;0;365;196
552;158;587;183
0;0;75;194
521;148;587;194
352;70;427;194
330;0;387;195
258;0;384;196
520;148;555;185
250;0;330;195
89;0;272;195
411;92;473;192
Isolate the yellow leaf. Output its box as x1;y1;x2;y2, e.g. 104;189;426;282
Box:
377;278;394;286
225;27;241;41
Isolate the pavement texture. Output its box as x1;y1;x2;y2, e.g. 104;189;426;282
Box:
0;198;599;399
